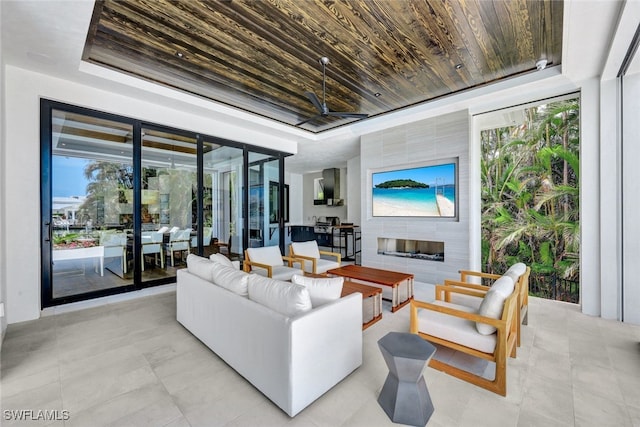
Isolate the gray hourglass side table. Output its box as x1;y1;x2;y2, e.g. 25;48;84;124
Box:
377;332;436;426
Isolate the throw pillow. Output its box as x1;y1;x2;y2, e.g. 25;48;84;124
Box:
290;274;343;307
291;241;321;259
247;274;312;317
490;276;515;298
476;289;506;335
211;264;249;297
209;253;235;268
186;254;216;282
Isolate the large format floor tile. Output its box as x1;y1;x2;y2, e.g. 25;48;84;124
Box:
2;285;640;426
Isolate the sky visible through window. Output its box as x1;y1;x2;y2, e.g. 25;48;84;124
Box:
53;156;90;197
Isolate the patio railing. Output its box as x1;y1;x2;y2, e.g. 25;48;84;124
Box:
530;273;579;304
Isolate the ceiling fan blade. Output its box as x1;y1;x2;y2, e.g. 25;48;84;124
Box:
304;91;323;114
327;112;369;119
296;113;323;126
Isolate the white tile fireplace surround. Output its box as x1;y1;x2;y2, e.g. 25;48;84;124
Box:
360;110;470;286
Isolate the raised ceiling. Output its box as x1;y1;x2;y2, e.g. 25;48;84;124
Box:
83;0;563;133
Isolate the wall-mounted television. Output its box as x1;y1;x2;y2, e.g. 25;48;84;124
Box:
371;158;457;218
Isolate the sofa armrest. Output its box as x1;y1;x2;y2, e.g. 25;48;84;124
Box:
459;269;501;282
244;259;273;277
282;255;304;269
290;254;317;272
319;250;341;264
435;283;488;302
288;293;362;415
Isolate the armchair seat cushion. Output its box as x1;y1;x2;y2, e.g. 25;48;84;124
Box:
416;300;497;354
312;258;341;274
254;265;304;281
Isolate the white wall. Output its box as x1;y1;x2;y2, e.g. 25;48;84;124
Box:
360;110;470;285
0;0;7;342
622;69;640;324
3;66;298;324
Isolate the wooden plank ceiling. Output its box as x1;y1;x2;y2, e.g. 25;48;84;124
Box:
83;0;563;133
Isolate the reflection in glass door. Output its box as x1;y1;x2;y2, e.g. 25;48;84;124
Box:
248;152;281;251
46;109;134;300
203;141;244;261
140;128;197;283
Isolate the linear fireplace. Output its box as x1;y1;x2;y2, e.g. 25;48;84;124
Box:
377;237;444;262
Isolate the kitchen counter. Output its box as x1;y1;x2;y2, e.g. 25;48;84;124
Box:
288;225;361;264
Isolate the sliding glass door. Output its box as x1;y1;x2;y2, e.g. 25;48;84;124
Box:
42;100;289;307
247;151;283;252
44;109;135;301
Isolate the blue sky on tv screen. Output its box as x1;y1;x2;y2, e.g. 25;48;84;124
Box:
372;163;455;187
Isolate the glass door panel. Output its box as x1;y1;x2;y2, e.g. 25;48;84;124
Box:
49;110;134;299
203;142;244;261
248;152;281;251
141;128;197;282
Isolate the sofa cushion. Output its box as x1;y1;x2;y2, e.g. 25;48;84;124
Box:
247;246;284;267
504;262;527;282
209;253;234;268
291;241;321;259
247;274;312;317
490;275;515;298
211;264;250;297
186;254;216;282
476;289;506;335
417;301;497;354
291;274;344;307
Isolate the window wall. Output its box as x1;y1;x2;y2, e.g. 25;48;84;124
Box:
41;100;287;307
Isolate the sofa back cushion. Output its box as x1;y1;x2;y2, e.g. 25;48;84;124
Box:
209;252;235;268
476;289;506;335
247;274;312;317
187;254;217;282
290;241;321;259
489;275;515;298
504;262;527;282
290;274;343;307
247;246;284;267
211;264;250;297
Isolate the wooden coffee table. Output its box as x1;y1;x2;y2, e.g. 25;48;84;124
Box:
303;272;382;329
341;280;383;330
327;265;414;312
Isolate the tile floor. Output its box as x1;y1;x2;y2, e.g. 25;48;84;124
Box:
1;283;639;427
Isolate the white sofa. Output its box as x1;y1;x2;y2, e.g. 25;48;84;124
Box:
176;254;363;417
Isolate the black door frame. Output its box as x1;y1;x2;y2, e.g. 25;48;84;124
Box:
40;99;290;308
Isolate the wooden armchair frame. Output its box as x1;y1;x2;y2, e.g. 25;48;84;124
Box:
449;267;531;346
410;287;518;396
288;245;341;275
242;249;304;278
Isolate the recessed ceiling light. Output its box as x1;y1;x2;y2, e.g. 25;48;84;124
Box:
455;64;463;70
175;52;185;59
374;92;381;97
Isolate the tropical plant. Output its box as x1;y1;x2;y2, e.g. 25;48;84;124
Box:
481;99;580;302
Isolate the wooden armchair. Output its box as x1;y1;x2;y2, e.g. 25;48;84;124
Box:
289;241;341;274
243;246;304;281
410;285;519;396
450;264;530;346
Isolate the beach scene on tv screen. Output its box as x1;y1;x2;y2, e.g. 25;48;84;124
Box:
372;163;456;217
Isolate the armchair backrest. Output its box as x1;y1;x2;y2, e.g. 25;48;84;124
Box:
290;241;321;259
246;246;285;267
